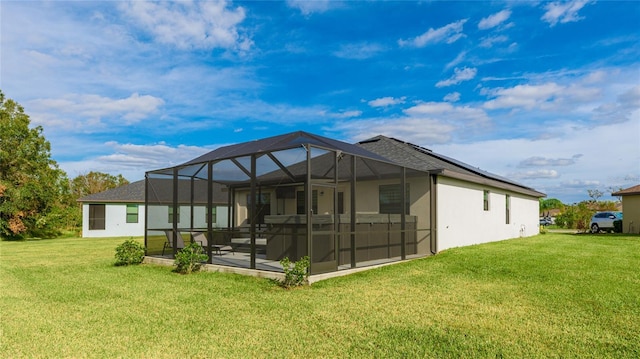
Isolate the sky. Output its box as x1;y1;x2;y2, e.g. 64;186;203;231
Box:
1;0;639;204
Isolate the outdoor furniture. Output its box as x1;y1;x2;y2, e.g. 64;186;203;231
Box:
191;231;234;256
161;229;186;255
230;237;267;254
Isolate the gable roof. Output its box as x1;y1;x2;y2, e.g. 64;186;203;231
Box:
77;180;145;203
612;184;640;196
78;179;228;204
357;135;545;198
180;131;390;167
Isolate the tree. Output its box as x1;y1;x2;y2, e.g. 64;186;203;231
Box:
71;171;129;198
66;172;129;231
587;189;604;202
539;198;564;212
0;90;72;239
609;186;623;203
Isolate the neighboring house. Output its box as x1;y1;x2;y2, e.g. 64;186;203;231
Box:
145;131;545;275
78;180;229;238
78;181;146;238
612;184;640;234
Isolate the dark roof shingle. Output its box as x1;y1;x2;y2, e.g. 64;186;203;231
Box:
357;135;545;197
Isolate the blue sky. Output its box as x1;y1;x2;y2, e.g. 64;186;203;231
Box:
1;0;639;203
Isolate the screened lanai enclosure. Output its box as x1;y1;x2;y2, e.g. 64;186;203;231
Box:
145;131;434;275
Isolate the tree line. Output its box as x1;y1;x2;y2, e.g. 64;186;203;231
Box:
1;91;128;240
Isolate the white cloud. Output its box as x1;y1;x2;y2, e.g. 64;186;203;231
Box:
28;93;165;129
332;100;492;146
592;85;640;124
518;155;582;167
436;67;477;88
333;43;385;60
404;102;490;126
368;97;406;107
328;110;362;119
398;19;467;47
478;9;512;30
287;0;333;15
510;169;560;180
561;179;601;188
336;118;457;145
483;82;601;111
119;0;252;51
431;120;640;203
445;51;466;70
444;92;461;102
479;35;509;48
541;0;592;27
59;141;214;181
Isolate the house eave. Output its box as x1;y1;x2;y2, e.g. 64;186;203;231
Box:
439;169;546;198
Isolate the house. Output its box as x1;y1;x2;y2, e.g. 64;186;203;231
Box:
612;184;640;233
77;180;229;238
145;131;545;275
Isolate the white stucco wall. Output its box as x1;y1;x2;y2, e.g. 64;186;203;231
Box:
83;203;229;238
436;176;540;251
82;203;145;238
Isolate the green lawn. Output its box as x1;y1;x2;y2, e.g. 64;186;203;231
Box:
1;233;639;358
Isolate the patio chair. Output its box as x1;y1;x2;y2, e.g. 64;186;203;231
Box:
191;231;234;256
161;229;186;255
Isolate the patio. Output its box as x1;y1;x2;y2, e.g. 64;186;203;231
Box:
145;131;434;275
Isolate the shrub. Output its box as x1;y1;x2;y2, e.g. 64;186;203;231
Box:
539;225;547;234
114;239;145;266
174;242;208;274
614;219;622;233
555;202;592;231
279;256;309;288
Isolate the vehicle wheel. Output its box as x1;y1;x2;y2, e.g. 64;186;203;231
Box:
591;223;599;233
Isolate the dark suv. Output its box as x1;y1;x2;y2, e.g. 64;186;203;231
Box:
590;211;622;233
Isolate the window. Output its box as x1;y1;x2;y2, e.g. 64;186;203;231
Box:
206;207;217;224
483;190;490;211
505;195;510;224
89;204;105;230
337;192;344;214
126;204;138;223
168;206;180;224
297;190;318;214
379;184;410;214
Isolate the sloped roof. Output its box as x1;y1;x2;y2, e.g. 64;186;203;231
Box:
612;184;640;196
357;135;545;197
77;180;145;203
78;179;228;204
179;131;390;167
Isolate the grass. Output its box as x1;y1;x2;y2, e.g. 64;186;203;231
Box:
1;233;639;358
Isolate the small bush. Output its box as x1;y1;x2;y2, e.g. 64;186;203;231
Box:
114;239;145;266
279;256;309;288
539;225;547;234
613;219;622;233
174;242;208;274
